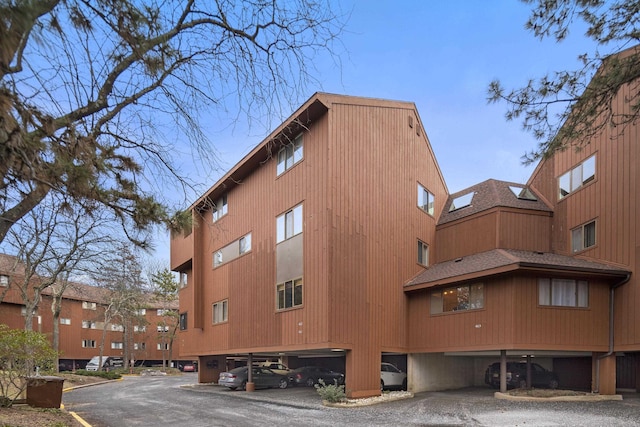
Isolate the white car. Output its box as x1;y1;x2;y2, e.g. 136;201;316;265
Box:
381;362;407;391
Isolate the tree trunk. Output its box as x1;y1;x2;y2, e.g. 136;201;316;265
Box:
51;294;62;372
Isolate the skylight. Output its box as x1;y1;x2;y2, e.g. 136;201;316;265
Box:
509;186;537;201
449;192;474;212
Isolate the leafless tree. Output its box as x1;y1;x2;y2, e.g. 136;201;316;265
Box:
0;192;120;334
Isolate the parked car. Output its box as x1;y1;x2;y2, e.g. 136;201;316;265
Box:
218;366;289;390
288;366;345;387
256;361;290;375
180;362;198;372
380;362;407;391
484;362;559;389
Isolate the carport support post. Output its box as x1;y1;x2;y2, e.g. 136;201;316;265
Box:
526;355;532;389
500;350;507;393
246;353;255;392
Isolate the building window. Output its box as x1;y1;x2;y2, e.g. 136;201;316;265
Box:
111;342;123;350
60;318;71;325
0;275;8;287
134;342;146;350
539;278;588;308
276;133;303;175
277;278;303;310
179;272;188;289
21;307;36;316
179;312;187;330
431;283;484;314
134;325;146;332
157;325;169;332
213;300;228;324
558;155;596;199
111;324;124;332
239;233;251;255
417;184;435;215
82;340;96;348
212;194;228;222
157;309;168;316
572;220;596;253
509;185;538;201
213;250;223;267
449;192;474;212
82;321;97;329
417;240;429;266
82;301;96;310
276;204;303;243
157;343;170;350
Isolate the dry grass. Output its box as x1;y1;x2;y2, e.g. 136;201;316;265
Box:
507;388;591;398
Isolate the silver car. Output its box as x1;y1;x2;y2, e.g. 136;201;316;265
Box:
218;366;289;390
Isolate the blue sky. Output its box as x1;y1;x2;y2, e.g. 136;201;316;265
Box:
154;0;601;263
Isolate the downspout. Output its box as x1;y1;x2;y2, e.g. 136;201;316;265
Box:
595;273;631;393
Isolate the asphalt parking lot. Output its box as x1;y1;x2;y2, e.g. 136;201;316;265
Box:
63;374;640;426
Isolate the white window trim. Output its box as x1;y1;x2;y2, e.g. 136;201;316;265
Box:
417;184;435;216
558;155;596;199
417;240;429;266
212;194;228;222
276;205;303;243
213;299;228;324
276;133;304;176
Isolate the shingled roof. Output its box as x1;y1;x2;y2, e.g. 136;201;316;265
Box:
404;249;630;292
1;253;177;309
438;179;552;225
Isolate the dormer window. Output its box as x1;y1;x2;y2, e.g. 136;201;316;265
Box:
449;192;473;212
509;185;537;201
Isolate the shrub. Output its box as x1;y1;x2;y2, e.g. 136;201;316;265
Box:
0;324;58;407
314;378;346;403
73;370;121;380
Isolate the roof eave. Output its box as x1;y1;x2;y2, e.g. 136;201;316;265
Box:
404;262;630;292
192;93;330;210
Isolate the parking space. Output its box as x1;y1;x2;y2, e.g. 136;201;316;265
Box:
64;375;640;426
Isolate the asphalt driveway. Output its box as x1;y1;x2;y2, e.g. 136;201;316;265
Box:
62;374;640;426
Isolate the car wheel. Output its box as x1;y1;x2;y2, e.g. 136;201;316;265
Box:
549;379;559;390
241;381;247;391
306;378;315;387
278;378;288;389
402;378;407;391
380;380;384;392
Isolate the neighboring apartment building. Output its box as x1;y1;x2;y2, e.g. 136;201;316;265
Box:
0;254;184;369
172;49;639;397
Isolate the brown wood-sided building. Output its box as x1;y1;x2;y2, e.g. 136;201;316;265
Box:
0;254;186;370
172;48;640;397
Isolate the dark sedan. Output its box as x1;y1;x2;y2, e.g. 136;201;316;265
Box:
485;361;559;389
288;366;345;387
218;366;289;390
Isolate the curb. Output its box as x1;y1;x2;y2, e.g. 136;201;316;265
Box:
323;392;414;408
494;391;623;402
63;377;122;392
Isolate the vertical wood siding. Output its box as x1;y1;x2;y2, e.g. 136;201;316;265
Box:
407;275;610;351
528;79;640;348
